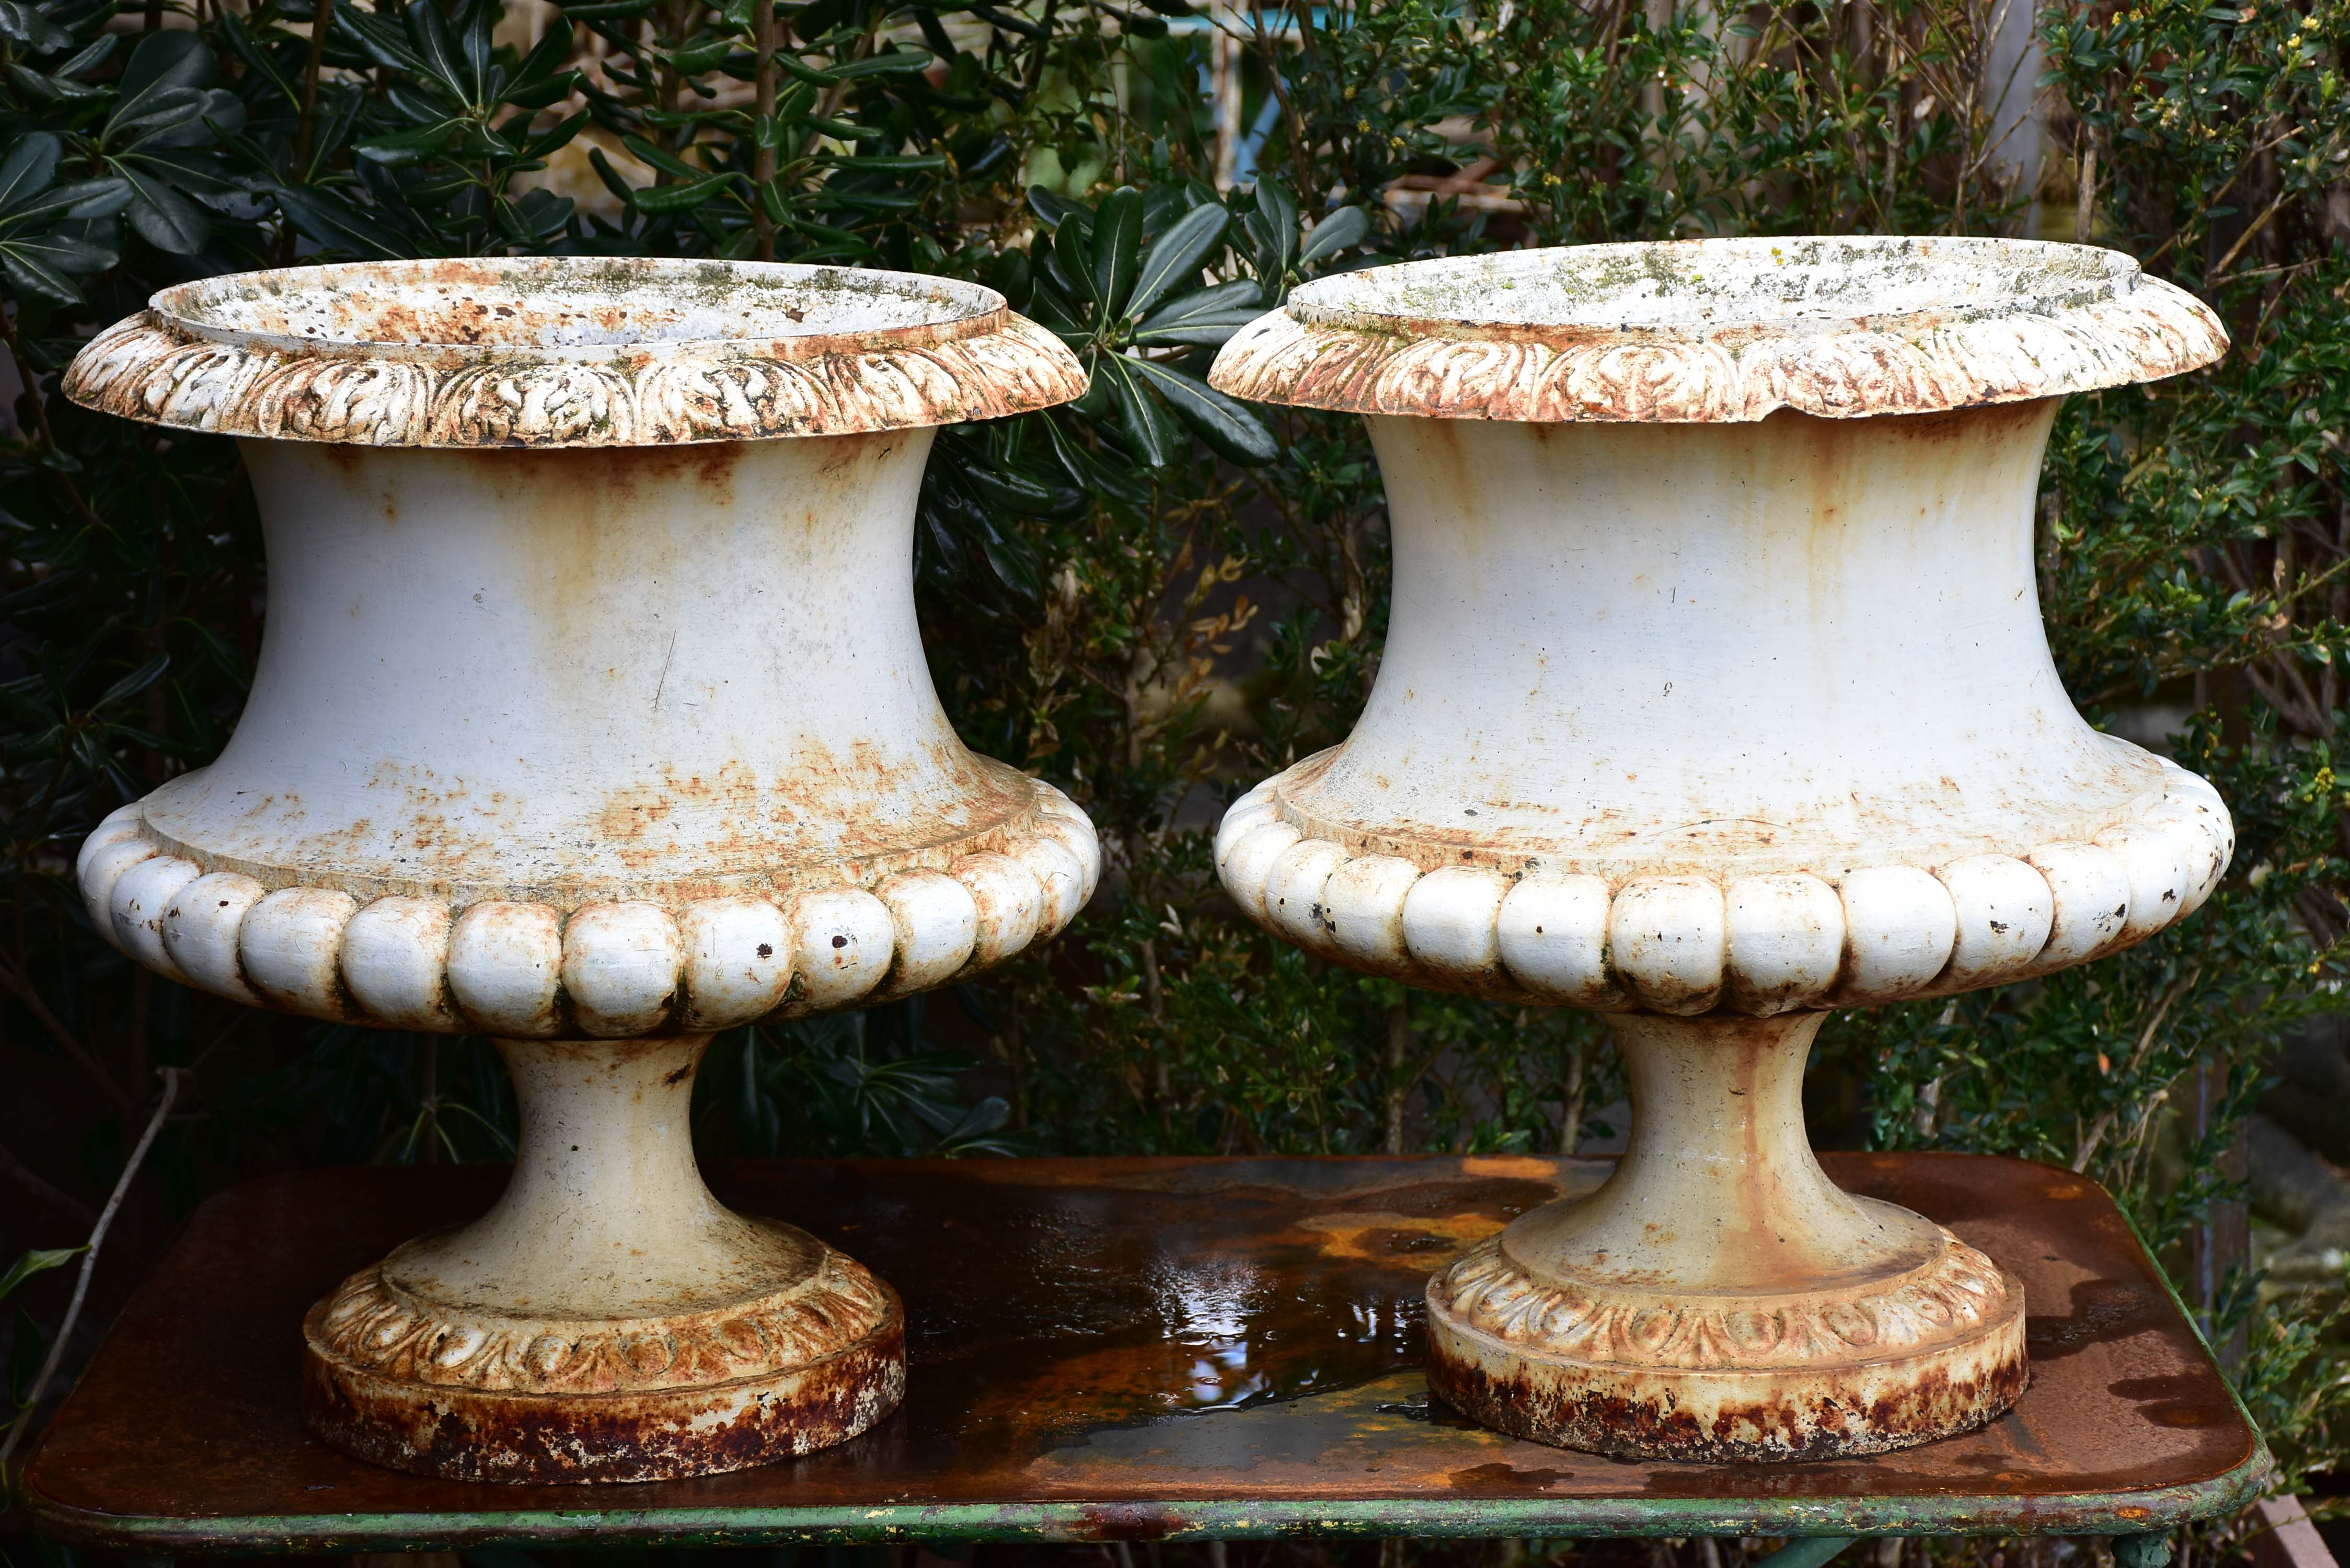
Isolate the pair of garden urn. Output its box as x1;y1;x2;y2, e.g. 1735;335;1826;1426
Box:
66;236;2231;1481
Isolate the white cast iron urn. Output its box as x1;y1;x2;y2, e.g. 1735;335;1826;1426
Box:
65;257;1097;1482
1208;237;2233;1460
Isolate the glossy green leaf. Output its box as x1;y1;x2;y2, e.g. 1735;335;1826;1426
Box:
273;183;415;259
106;84;213;143
0;1247;82;1303
0;0;74;52
804;115;882;141
1052;212;1098;315
1124;198;1226;322
520;110;589;160
355;120;461;165
1125;354;1277;465
668;36;733;74
335;4;431;76
1096;352;1178;468
1297;204;1368;266
967;3;1047;37
0;131;60;213
17;177;132;226
1040;408;1146;508
630;170;737;214
620;132;704;180
827;48;935;77
213;10;297;104
52;33;120;78
115;27;210;102
813;152;947;171
1091;184;1143;320
115;162;209;252
986;246;1032;310
1026;183;1084;232
774;51;846;86
1;241;80;302
504;68;583;111
1;229;116;298
587;146;638;210
1132;278;1266;347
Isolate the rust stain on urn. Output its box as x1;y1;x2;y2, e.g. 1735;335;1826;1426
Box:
293;1036;913;1483
61;256;1088;448
1425;1342;2028;1463
64;257;1097;1489
1205;237;2230;1468
1209;237;2225;424
302;1286;907;1483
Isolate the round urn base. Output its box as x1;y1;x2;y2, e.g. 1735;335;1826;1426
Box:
301;1224;905;1483
1423;1011;2028;1461
1425;1214;2025;1460
297;1035;907;1483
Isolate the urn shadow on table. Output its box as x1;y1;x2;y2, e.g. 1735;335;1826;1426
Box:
63;256;1096;1483
1207;236;2236;1461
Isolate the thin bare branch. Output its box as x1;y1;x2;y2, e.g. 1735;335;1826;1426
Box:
2074;969;2197;1174
0;1067;186;1476
2211;180;2294;279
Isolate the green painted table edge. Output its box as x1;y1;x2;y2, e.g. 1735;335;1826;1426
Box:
24;1451;2276;1555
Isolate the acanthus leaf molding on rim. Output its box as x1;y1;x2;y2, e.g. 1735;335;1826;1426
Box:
64;257;1089;448
1208;237;2226;423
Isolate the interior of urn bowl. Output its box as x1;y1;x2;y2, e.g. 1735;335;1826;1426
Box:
152;256;1004;357
1285;235;2138;336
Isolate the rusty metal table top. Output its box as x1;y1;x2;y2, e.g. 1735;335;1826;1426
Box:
23;1152;2266;1554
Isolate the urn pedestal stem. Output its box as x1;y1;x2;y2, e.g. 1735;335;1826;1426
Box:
1426;1013;2024;1460
304;1035;905;1483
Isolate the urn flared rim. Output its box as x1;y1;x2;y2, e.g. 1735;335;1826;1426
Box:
63;256;1089;447
1209;237;2229;422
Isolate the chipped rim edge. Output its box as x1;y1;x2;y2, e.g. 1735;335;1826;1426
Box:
75;782;1100;1037
63;261;1089;447
1212;754;2233;1017
1209;239;2228;423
